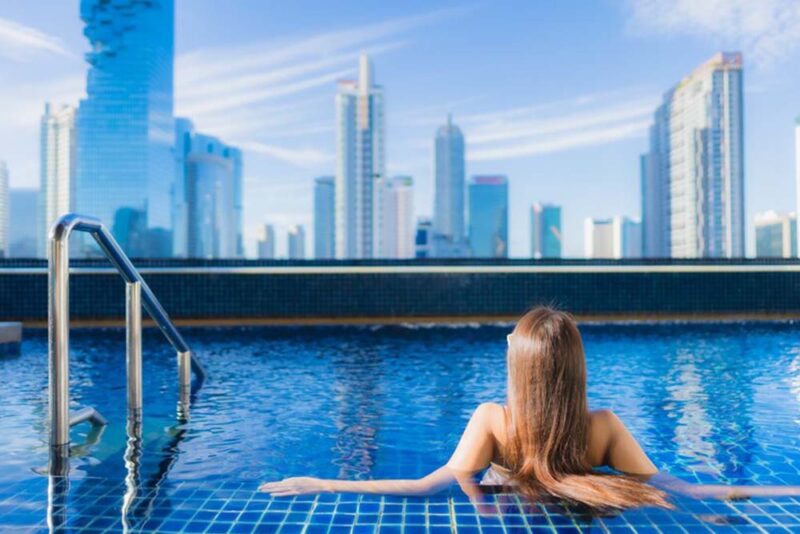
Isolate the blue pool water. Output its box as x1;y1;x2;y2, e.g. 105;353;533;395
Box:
2;322;800;532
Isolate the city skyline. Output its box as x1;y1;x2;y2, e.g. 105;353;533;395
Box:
1;1;799;257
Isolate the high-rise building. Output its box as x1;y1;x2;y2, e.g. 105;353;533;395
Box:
0;162;8;258
618;217;642;259
314;176;335;259
39;103;76;257
468;175;508;258
76;0;175;257
415;218;433;259
288;226;305;259
640;103;670;258
755;211;797;258
9;189;38;257
641;52;744;258
530;203;562;259
380;176;414;259
433;114;467;257
335;53;385;259
173;118;243;259
795;117;800;257
584;216;641;259
584;218;614;259
257;224;276;259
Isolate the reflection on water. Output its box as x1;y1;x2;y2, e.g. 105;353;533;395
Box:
667;354;719;472
0;322;797;530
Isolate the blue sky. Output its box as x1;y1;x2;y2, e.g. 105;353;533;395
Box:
1;0;798;257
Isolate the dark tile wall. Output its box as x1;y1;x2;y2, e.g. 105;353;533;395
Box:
2;259;800;322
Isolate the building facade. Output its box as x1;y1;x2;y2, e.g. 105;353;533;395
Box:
433;115;467;257
335;54;385;259
640;102;670;258
9;189;38;257
0;162;7;258
314;176;335;259
468;175;508;258
755;211;797;258
257;224;276;259
76;0;175;257
380;176;414;259
415;218;433;259
641;52;744;258
530;203;562;259
796;118;800;257
584;216;641;259
288;226;305;260
39;103;76;257
173;118;243;259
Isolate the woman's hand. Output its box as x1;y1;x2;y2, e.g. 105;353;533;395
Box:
259;477;332;496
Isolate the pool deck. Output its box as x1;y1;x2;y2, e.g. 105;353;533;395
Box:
12;312;800;329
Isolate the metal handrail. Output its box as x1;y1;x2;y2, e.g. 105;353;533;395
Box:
48;213;205;475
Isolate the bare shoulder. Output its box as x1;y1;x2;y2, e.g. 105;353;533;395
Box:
587;409;621;464
474;402;507;438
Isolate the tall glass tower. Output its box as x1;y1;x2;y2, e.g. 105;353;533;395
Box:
530;203;562;259
433;115;467;257
335;53;385;259
76;0;175;257
314;176;335;259
173;118;243;259
641;52;744;258
468;175;508;258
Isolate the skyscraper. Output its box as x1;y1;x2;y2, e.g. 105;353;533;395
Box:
288;226;305;260
641;52;744;258
0;162;8;258
584;218;614;259
380;176;415;259
584;216;641;259
433;115;467;257
755;211;797;258
640;103;670;258
173;118;243;259
468;175;508;258
257;224;275;259
76;0;175;257
9;189;38;257
314;176;335;259
335;53;384;259
414;218;433;259
530;203;562;259
795;117;800;257
39;103;76;258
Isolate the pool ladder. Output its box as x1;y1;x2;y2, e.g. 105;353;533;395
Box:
47;213;206;476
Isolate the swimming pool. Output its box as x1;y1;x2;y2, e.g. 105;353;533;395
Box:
1;322;800;532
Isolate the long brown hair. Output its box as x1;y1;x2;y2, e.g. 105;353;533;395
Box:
502;307;671;509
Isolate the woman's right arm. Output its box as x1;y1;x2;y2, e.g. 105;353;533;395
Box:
600;410;800;499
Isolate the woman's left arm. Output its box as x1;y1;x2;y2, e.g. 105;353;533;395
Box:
259;402;500;497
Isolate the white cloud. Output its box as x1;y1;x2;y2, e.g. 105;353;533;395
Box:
468;99;657;145
468;119;651;161
457;90;657;161
239;141;332;167
0;17;74;60
623;0;800;67
174;10;454;169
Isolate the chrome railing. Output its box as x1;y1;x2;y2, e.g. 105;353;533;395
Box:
48;213;206;476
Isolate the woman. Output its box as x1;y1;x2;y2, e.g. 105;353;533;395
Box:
260;307;800;509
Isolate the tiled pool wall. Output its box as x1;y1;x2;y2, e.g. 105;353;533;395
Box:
1;259;800;323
